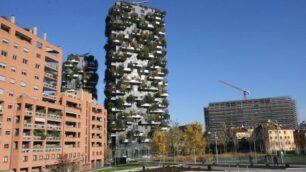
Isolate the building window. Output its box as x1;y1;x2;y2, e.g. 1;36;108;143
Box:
1;50;7;56
23;48;29;53
33;155;37;161
2;156;8;163
35;64;40;69
0;75;5;81
2;38;9;44
13;43;18;48
21;70;27;76
0;88;3;95
20;82;26;87
34;75;39;80
6;117;11;122
4;144;9;148
8;104;13;109
10;79;16;84
33;86;39;91
45;155;49;160
36;53;41;58
0;63;6;69
12;55;17;60
22;59;28;64
22;156;28;162
11;67;16;72
39;155;43;160
8;91;14;96
5;130;10;135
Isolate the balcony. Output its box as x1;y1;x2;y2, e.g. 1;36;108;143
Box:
45;63;58;71
33;148;44;153
151;109;165;113
44;73;57;80
23;135;31;141
111;108;123;112
46;136;61;141
48;125;61;130
33;136;42;141
141;103;151;108
123;103;132;107
43;82;57;90
124;67;132;73
22;148;31;154
47;114;62;121
158;31;165;36
25;110;33;116
24;123;32;129
43;93;57;100
35;112;45;118
34;124;45;129
132;115;142;119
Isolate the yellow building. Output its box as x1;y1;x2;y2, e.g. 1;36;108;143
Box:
252;121;296;154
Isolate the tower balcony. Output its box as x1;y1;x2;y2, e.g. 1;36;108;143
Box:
44;72;57;80
45;63;58;71
141;103;151;108
151;109;165;113
111;108;123;112
43;93;57;101
43;82;57;90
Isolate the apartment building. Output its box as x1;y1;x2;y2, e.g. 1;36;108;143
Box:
252;122;296;154
204;97;298;133
0;16;107;172
104;1;169;159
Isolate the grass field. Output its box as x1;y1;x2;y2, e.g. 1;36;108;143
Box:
95;164;141;172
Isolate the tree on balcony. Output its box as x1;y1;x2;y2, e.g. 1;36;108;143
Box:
115;98;124;110
34;129;46;140
126;95;135;103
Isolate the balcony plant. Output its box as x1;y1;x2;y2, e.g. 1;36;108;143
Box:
34;129;46;140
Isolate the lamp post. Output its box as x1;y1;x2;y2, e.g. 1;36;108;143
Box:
275;120;284;164
214;132;219;164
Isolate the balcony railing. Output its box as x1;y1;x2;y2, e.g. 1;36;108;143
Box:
25;111;33;116
45;73;57;80
47;114;61;121
35;112;45;117
24;123;32;128
43;93;57;100
34;124;45;129
23;135;31;141
46;136;61;141
48;125;61;130
45;63;58;70
43;82;57;90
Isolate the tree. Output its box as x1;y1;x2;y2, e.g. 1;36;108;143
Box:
183;123;206;163
168;122;183;162
47;155;76;172
151;128;169;161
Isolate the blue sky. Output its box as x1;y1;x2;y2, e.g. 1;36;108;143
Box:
1;0;306;126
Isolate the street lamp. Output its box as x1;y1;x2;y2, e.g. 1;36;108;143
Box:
275;120;284;164
214;132;219;164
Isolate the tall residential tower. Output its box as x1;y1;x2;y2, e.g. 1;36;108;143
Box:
104;1;169;159
62;54;99;100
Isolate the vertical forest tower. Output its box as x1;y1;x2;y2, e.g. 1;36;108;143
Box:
104;1;169;158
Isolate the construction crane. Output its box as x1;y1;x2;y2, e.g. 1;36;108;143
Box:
219;80;250;100
132;0;149;4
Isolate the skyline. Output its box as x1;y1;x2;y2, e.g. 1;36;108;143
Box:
1;0;305;125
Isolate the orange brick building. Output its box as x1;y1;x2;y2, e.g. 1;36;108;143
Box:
0;16;107;172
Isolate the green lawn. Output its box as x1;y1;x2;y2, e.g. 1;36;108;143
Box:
95;163;142;172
